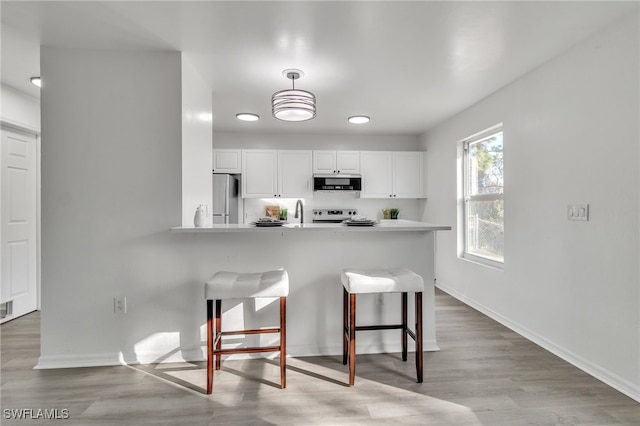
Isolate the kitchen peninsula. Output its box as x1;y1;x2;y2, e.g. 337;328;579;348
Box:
171;219;450;358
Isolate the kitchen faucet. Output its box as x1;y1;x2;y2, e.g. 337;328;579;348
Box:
294;199;304;224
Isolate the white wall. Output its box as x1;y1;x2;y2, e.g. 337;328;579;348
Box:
181;55;213;226
0;84;40;132
39;48;184;366
420;15;639;401
214;131;420;151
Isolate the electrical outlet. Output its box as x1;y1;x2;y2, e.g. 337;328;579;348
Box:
377;293;384;305
114;297;127;314
568;204;589;221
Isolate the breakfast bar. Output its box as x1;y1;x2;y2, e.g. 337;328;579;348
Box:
172;219;451;233
171;220;450;359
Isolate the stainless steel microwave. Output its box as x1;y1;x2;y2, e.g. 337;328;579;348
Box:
313;174;362;192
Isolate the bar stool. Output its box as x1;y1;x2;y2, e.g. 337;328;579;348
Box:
205;270;288;394
342;268;424;386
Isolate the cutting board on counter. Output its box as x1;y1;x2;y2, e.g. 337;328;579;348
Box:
265;205;281;220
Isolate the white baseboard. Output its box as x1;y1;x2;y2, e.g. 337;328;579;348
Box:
36;349;205;369
35;341;439;369
436;281;640;403
35;353;126;369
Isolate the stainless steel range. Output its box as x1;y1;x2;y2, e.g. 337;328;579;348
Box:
312;208;358;223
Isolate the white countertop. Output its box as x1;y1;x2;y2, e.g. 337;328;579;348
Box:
171;219;451;233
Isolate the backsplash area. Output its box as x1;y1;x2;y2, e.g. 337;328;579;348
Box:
243;192;423;224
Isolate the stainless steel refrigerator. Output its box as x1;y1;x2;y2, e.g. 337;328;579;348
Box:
212;174;239;224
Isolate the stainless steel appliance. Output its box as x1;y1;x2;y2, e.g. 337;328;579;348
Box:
212;174;239;224
312;208;358;223
313;174;362;192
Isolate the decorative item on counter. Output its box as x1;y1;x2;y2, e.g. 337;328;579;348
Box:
194;204;208;227
390;208;399;219
265;205;281;220
280;208;288;221
382;209;390;219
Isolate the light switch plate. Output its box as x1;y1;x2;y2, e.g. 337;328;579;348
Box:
568;204;589;221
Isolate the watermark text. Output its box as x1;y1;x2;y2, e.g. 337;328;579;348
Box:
3;408;70;420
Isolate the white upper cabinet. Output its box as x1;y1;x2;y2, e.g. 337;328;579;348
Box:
360;151;393;198
312;150;360;174
312;151;336;174
242;150;278;198
360;151;425;199
242;149;312;198
337;151;360;174
278;150;313;198
213;149;242;174
392;151;424;198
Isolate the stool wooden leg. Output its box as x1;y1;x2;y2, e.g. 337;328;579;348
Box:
343;287;348;365
349;293;356;386
415;292;423;383
280;296;287;389
401;292;408;362
215;299;222;371
206;300;214;394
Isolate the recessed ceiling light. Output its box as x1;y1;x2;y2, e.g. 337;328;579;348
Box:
236;113;260;122
348;115;370;124
30;77;41;88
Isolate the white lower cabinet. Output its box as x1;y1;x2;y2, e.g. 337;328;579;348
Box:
242;149;312;198
360;151;425;198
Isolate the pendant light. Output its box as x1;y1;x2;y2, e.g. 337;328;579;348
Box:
272;69;316;122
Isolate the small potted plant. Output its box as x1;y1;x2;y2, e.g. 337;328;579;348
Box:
390;208;399;219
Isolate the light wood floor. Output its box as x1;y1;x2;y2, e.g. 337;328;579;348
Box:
1;289;638;425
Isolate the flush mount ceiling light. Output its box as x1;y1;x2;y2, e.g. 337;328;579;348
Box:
348;115;370;124
272;69;316;122
30;77;41;88
236;113;260;122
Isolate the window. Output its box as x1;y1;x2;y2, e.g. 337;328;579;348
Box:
462;125;504;266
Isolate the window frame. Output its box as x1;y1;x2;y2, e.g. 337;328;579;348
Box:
460;124;504;269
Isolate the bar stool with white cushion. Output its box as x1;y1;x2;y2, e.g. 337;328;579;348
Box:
342;267;424;386
205;270;288;394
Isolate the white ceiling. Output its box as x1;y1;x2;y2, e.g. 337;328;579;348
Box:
1;1;637;135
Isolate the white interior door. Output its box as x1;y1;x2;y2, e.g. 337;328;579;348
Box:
1;127;37;323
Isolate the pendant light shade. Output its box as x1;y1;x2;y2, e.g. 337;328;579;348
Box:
272;70;316;122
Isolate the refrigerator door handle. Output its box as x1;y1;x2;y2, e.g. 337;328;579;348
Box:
224;177;229;215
